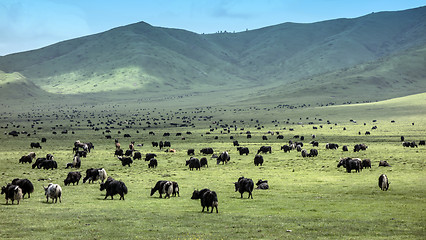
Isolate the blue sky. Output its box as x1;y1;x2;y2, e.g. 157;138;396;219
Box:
0;0;424;56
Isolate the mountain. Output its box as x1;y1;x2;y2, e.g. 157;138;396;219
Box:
0;6;425;106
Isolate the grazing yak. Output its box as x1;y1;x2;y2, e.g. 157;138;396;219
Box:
234;177;254;199
191;188;218;213
145;153;157;161
326;143;339;150
1;184;23;204
200;148;214;155
44;183;62;203
164;141;171;148
281;145;291;153
19;155;32;164
186;157;201;171
237;147;250;155
254;155;264;166
124;149;133;157
191;188;210;200
32;158;46;169
39;159;58;170
133;151;142;160
309;149;319;157
362;159;371;169
201;190;218;213
378;174;389;191
337;157;362;173
256;179;269;190
257;146;272;154
217;151;230;164
342;145;349;151
11;178;34;198
200;157;208;168
187;149;195;155
233;140;239;146
30;142;42;149
100;177;128;200
379;161;391;167
152;142;159;147
148;158;158;168
150;180;173;198
83;168;108;183
118;156;133;167
354;144;368;152
64;172;82;186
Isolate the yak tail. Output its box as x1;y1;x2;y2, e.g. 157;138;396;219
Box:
121;182;128;194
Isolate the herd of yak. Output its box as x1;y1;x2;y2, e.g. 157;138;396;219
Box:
2;123;425;213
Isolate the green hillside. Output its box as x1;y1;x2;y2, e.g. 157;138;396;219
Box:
0;6;425;106
250;44;426;106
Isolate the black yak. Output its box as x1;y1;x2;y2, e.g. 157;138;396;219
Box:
100;177;128;200
11;178;34;198
186;157;201;171
254;155;264;166
201;190;218;213
64;172;82;186
234;177;254;199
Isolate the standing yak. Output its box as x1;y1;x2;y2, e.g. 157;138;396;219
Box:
234;177;254;199
378;174;389;191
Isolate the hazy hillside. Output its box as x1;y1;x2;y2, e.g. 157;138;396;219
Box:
0;6;425;106
248;44;426;106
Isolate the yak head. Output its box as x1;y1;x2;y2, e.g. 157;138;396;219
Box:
337;158;346;168
1;185;7;195
234;182;240;192
191;190;200;199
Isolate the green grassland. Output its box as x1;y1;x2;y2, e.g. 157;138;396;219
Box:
0;94;425;239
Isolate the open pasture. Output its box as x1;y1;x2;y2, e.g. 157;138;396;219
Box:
0;99;425;239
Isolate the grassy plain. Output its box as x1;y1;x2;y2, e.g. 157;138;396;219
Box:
0;94;425;239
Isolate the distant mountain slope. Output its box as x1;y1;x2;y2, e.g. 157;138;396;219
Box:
249;44;426;106
0;6;425;105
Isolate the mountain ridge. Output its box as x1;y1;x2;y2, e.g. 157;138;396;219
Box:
0;6;425;106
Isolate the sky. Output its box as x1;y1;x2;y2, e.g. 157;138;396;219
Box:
0;0;424;56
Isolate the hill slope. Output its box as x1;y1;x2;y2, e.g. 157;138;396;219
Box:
0;6;425;106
